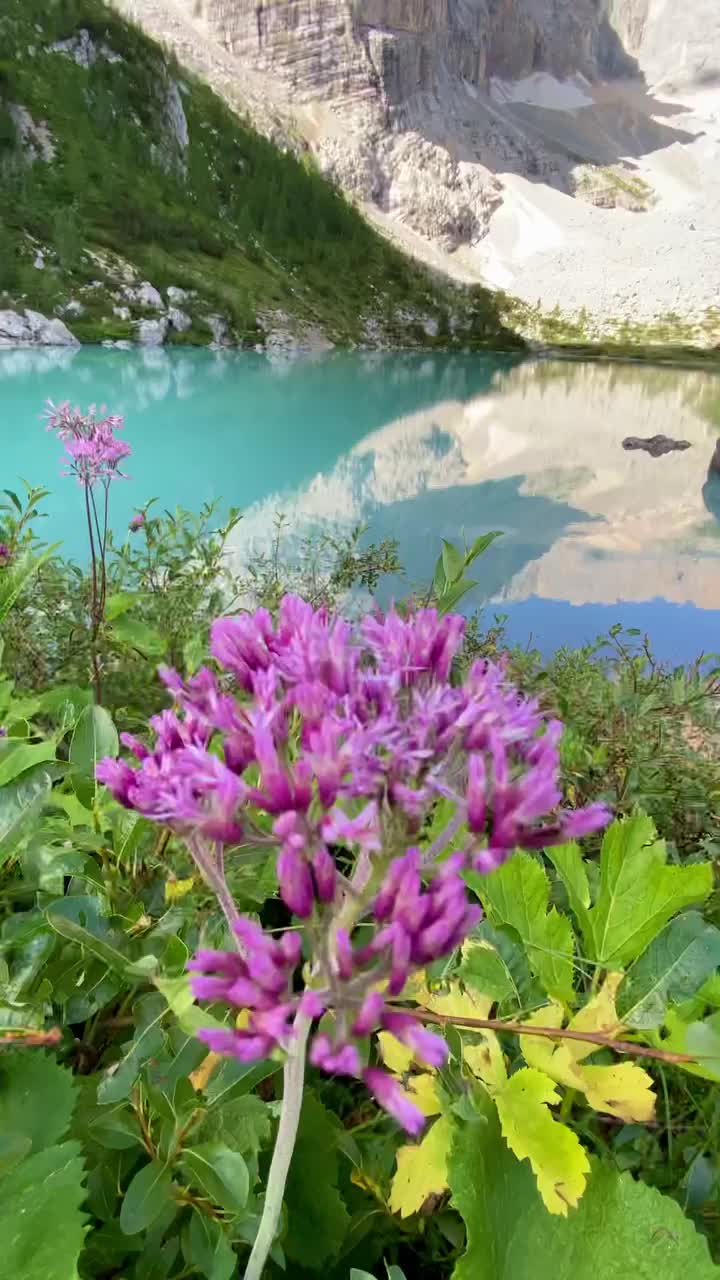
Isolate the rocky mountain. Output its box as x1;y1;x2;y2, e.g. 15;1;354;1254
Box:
0;0;519;350
122;0;720;343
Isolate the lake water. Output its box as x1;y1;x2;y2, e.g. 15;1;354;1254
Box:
3;346;720;665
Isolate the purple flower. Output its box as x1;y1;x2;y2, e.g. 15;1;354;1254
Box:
363;1068;425;1136
129;512;146;531
0;543;11;567
46;401;131;486
97;592;610;1132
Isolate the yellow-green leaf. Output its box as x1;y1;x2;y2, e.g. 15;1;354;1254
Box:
389;1116;453;1218
494;1068;590;1215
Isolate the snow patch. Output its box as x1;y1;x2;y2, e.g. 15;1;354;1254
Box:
490;73;593;112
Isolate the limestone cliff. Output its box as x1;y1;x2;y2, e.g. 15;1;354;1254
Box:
121;0;720;336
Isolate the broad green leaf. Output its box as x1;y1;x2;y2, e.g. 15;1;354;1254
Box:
109;616;166;659
0;1052;75;1153
283;1092;350;1267
0;1132;31;1176
389;1115;453;1217
120;1160;175;1235
0;739;56;787
583;815;712;968
441;539;465;584
183;1210;236;1280
0;1141;87;1280
448;1103;717;1280
194;1095;271;1159
155;974;225;1036
461;923;543;1015
182;1143;249;1213
466;853;575;1003
70;704;118;805
619;912;720;1029
494;1068;589;1214
0;766;52;866
205;1057;277;1109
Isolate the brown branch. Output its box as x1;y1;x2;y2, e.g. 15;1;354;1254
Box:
0;1027;62;1049
413;1009;702;1066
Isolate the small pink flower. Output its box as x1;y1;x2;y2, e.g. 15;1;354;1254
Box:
129;513;146;532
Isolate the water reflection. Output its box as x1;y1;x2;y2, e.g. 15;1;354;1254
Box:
3;348;720;661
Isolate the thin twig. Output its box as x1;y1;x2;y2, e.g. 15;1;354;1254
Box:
413;1009;703;1066
0;1027;62;1048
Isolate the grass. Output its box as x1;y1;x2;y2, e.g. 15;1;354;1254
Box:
0;0;521;350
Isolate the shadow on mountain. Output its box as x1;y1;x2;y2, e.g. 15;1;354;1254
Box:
366;474;598;608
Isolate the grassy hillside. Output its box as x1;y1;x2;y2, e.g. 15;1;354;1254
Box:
0;0;520;349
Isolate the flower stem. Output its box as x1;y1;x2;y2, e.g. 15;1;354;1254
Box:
243;1013;311;1280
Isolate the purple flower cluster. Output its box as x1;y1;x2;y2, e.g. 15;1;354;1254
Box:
45;400;131;486
97;595;609;1132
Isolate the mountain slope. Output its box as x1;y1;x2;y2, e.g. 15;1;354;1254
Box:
135;0;720;347
0;0;519;349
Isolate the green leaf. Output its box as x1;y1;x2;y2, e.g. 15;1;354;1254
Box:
195;1095;271;1159
109;616;166;659
546;841;592;938
437;576;477;614
461;923;538;1013
662;1009;720;1082
0;767;52;866
0;1141;87;1280
183;1210;237;1280
105;591;142;621
0;1131;31;1176
98;994;168;1104
619;912;720;1029
47;895;132;976
70;704;118;805
0;739;56;787
580;815;712;968
283;1092;351;1267
464;530;503;568
441;539;465;584
204;1057;277;1108
182;1143;249;1213
466;853;575;1003
0;1053;75;1153
448;1103;717;1280
120;1160;175;1235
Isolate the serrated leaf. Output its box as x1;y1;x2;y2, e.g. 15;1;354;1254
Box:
448;1103;717;1280
518;977;655;1124
494;1067;589;1214
575;815;712;968
461;923;542;1013
466;853;575;1002
0;1141;87;1280
0;1132;31;1176
389;1115;453;1217
618;912;720;1029
120;1160;175;1235
0;1052;76;1153
182;1143;249;1213
283;1092;350;1267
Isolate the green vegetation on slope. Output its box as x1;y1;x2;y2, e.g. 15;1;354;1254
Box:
0;0;520;348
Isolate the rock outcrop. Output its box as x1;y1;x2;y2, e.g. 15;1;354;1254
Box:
0;309;79;346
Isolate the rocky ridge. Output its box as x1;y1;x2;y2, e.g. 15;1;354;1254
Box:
119;0;720;341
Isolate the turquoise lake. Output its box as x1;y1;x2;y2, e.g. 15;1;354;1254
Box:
3;345;720;664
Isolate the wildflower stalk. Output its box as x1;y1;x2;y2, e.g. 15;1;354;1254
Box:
96;594;611;1275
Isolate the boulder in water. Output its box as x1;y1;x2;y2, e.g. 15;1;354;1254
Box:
622;435;692;457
